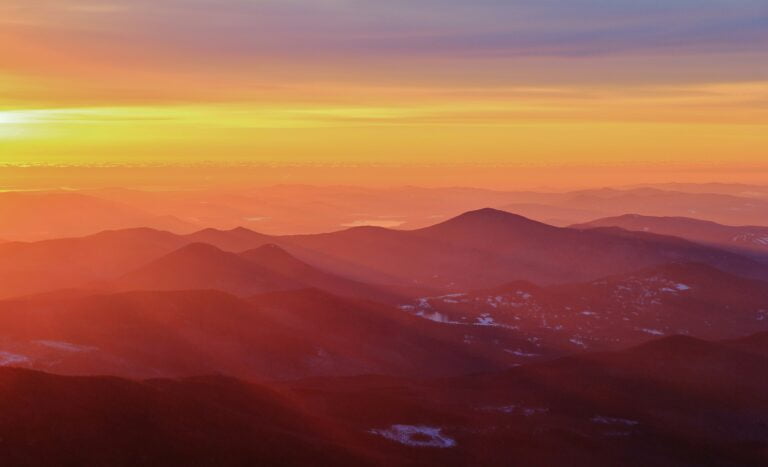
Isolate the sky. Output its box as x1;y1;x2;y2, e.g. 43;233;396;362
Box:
0;0;767;184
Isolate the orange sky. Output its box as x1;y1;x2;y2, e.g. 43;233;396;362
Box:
0;0;766;183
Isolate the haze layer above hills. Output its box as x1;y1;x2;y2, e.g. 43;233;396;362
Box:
3;183;768;241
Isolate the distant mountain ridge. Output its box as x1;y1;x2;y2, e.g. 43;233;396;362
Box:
6;184;768;241
0;191;196;241
3;208;768;299
573;213;768;257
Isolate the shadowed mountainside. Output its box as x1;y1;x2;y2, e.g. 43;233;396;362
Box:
0;288;522;379
0;332;766;466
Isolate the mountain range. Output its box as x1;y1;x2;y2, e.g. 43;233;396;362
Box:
1;203;767;465
3;208;768;300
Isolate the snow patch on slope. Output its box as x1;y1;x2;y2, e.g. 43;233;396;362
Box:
592;415;640;426
34;340;97;352
369;425;456;448
0;351;29;366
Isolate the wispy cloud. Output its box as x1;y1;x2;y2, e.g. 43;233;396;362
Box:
4;1;767;61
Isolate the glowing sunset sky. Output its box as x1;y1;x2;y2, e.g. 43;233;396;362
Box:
0;0;766;174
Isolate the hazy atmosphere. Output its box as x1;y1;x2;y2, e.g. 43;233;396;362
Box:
1;2;767;466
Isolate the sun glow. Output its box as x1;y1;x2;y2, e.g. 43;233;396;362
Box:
0;0;765;176
0;111;27;125
0;111;35;139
